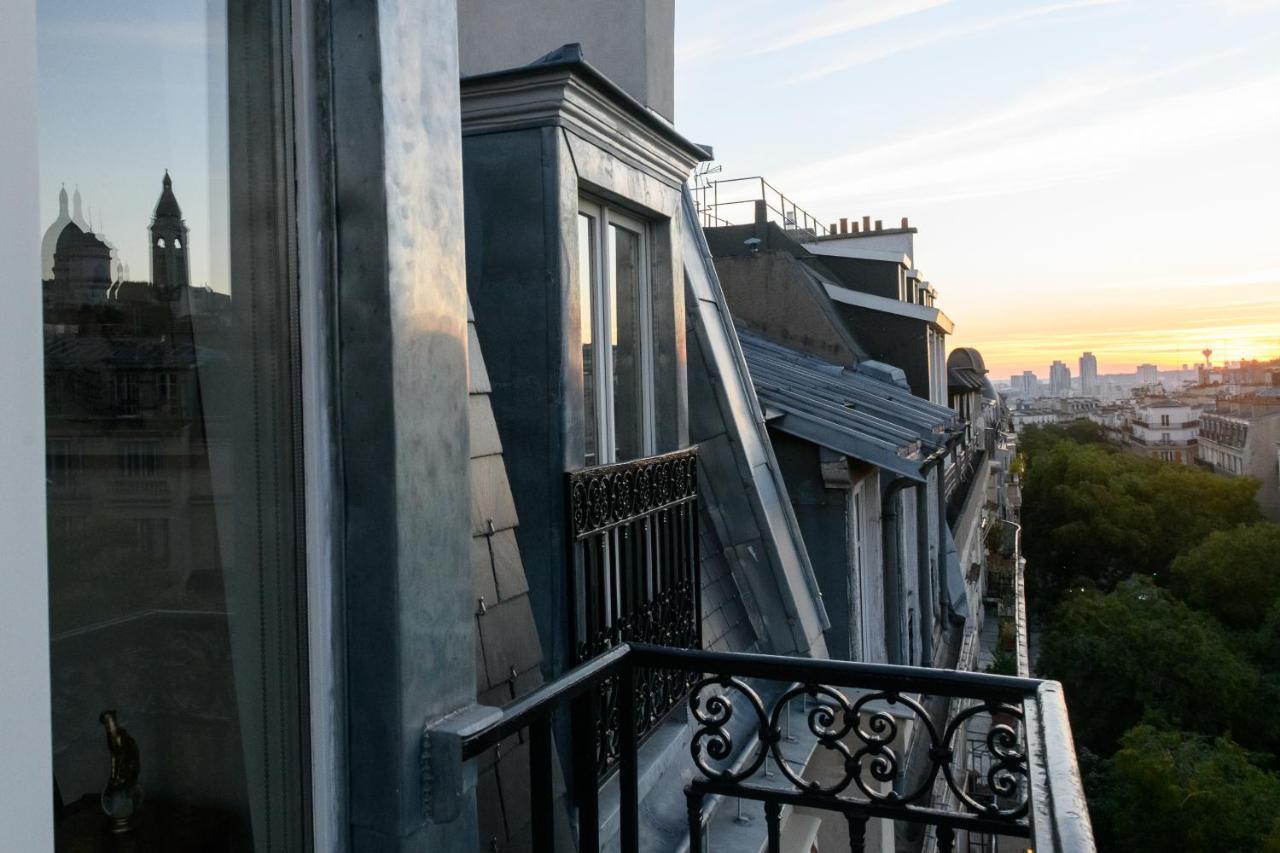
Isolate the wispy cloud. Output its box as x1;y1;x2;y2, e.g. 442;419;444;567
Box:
774;68;1280;208
787;0;1123;82
677;0;952;66
753;0;953;55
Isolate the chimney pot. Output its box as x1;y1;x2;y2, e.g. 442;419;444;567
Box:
862;215;871;231
839;217;848;234
901;216;909;229
874;219;883;231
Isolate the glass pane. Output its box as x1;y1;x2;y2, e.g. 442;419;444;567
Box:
610;222;645;461
577;212;598;466
38;1;307;849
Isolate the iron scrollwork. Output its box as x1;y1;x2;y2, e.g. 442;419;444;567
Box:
569;447;701;777
687;678;1030;821
569;449;698;540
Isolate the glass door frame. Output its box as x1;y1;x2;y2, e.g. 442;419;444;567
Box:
577;197;656;465
1;0;330;847
0;0;55;847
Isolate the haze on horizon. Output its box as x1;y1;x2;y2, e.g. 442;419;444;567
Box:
675;0;1280;379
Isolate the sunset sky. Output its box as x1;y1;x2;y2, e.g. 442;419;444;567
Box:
675;0;1280;379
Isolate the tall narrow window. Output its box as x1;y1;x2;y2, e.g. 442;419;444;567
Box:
38;1;308;848
850;490;869;660
577;213;599;466
576;199;654;464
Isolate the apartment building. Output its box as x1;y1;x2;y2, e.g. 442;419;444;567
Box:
0;2;1093;851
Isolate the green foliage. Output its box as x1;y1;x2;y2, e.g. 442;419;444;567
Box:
1021;436;1260;602
1037;578;1258;754
1018;420;1105;459
983;648;1017;675
1173;523;1280;631
1104;725;1280;853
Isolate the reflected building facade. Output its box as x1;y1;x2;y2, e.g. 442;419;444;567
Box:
42;172;254;846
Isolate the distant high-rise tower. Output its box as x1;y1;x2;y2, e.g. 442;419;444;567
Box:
1136;363;1159;386
1079;352;1099;396
149;170;190;298
1021;370;1038;397
1050;360;1072;397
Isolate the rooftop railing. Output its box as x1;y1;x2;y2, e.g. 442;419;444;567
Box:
426;643;1096;853
691;176;826;240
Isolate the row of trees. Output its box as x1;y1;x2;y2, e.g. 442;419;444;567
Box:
1019;422;1280;852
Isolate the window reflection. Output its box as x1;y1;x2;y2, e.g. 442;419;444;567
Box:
578;212;598;466
610;223;645;461
39;1;306;849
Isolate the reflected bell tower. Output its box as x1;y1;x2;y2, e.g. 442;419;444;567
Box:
149;170;190;299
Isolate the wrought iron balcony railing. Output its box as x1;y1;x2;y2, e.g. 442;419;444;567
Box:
426;642;1095;853
568;447;701;777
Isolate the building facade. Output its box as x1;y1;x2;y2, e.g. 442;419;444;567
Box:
1;2;1093;851
1198;401;1280;520
1049;360;1072;397
1128;398;1199;465
1079;352;1099;396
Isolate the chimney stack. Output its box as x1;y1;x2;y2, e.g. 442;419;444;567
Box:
829;223;837;235
851;221;860;233
874;219;883;231
839;217;848;234
901;216;909;229
862;215;871;232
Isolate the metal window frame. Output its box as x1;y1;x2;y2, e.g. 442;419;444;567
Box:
577;196;656;464
0;0;322;847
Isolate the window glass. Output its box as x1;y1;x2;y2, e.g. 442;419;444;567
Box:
38;1;307;848
576;199;652;466
577;212;598;466
610;222;646;461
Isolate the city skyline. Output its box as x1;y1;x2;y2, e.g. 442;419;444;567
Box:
675;0;1280;377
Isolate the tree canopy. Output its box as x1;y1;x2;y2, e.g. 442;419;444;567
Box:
1020;426;1260;601
1037;577;1258;754
1104;725;1280;853
1173;523;1280;631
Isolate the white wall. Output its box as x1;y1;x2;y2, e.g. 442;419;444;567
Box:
0;1;55;847
456;0;675;119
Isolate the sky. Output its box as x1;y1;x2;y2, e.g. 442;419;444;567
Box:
674;0;1280;378
37;0;227;295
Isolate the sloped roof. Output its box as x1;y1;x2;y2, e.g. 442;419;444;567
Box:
948;366;985;391
738;328;958;481
682;189;830;657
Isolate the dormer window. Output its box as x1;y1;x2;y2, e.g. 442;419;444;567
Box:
576;199;654;465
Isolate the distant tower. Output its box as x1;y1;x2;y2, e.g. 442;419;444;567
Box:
71;185;88;230
149;170;190;298
40;184;73;279
1202;347;1213;368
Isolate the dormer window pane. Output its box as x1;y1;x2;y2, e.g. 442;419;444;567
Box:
610;218;649;461
578;199;655;464
577;212;599;466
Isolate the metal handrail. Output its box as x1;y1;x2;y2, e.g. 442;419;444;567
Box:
429;641;1096;853
691;176;826;239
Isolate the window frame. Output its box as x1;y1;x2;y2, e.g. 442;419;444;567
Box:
576;196;656;465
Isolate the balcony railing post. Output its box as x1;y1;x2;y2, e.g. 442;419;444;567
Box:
570;694;599;852
530;713;555;853
765;799;782;853
619;662;639;853
846;814;867;853
685;788;704;852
